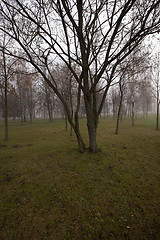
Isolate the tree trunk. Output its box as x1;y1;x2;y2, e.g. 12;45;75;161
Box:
156;53;160;130
29;113;32;124
64;109;68;131
4;76;8;140
43;104;46;118
73;112;85;152
156;101;159;131
3;48;8;141
87;122;99;152
115;93;123;135
74;126;85;153
70;125;73;136
24;115;26;122
85;104;100;152
49;112;53;122
132;101;134;127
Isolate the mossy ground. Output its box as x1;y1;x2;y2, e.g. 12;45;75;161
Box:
0;116;160;239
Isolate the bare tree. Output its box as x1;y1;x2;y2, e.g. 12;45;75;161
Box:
0;0;160;152
3;46;8;139
115;77;125;134
0;31;15;140
56;63;81;135
13;60;30;123
151;52;160;130
8;86;21;120
123;46;151;126
139;80;153;118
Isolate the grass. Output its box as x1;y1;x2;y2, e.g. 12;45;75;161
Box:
0;116;160;239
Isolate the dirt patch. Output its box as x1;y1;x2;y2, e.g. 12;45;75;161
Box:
122;145;127;149
12;144;22;148
5;156;12;160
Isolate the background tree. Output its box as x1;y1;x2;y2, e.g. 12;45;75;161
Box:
0;31;16;140
56;63;82;135
13;60;37;123
139;80;153;118
115;76;126;135
8;86;21;120
151;52;160;130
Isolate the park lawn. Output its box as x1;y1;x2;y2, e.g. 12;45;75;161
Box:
0;116;160;240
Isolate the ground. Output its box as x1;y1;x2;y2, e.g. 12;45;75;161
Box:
0;116;160;239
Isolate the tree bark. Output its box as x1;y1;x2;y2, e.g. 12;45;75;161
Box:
87;121;99;152
3;47;8;141
132;101;135;127
69;85;73;137
29;88;33;124
74;112;85;152
115;93;123;135
85;101;100;152
64;108;68;131
29;113;32;124
156;100;159;130
4;72;8;140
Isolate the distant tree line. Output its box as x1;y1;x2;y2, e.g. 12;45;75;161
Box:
0;50;156;125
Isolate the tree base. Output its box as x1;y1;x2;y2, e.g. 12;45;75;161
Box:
89;147;101;153
78;146;101;153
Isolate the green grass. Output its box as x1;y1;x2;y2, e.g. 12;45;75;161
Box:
0;116;160;239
